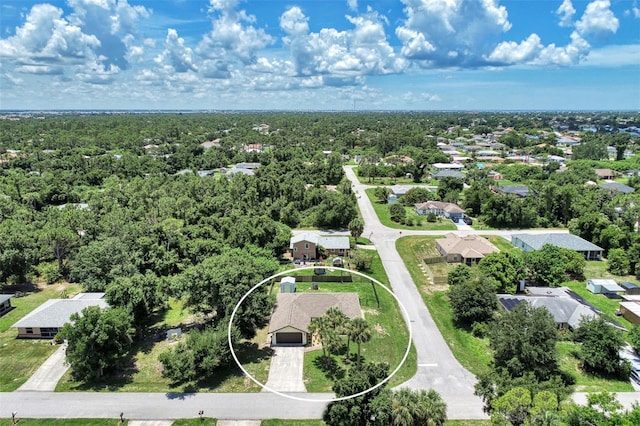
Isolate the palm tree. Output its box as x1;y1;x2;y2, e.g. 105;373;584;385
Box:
348;317;372;367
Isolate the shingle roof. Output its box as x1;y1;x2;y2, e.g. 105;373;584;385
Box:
599;182;635;194
436;233;498;258
268;293;362;333
12;296;108;328
497;185;530;197
432;170;464;179
512;233;603;252
498;294;598;329
414;201;464;214
290;232;350;250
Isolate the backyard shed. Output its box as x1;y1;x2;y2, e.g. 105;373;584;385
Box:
621;282;640;295
0;294;14;316
619;302;640;325
280;276;297;293
587;279;625;294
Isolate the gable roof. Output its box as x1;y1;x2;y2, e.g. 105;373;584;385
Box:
436;233;498;258
595;168;614;177
12;294;108;328
268;293;362;333
498;294;598;329
512;233;603;252
290;232;350;250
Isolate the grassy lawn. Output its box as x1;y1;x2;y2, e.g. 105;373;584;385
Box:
261;421;326;426
291;250;416;392
0;282;82;392
56;302;272;393
563;280;634;329
557;341;633;393
0;420;127;425
365;189;456;231
172;419;216;425
397;235;637;393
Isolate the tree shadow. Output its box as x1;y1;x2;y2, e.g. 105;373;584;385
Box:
313;354;345;381
234;341;274;364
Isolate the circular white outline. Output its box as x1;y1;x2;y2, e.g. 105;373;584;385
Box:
228;265;413;402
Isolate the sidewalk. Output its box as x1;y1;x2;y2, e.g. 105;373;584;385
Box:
17;344;69;391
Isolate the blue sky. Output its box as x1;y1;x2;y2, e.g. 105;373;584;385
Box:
0;0;638;110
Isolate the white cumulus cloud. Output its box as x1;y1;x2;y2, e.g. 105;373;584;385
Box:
575;0;619;39
155;28;198;73
556;0;576;27
280;7;309;36
396;0;511;67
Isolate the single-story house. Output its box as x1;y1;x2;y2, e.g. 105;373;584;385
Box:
488;170;503;180
432;162;464;170
432;170;464;180
268;293;362;345
619;302;640;325
0;294;14;316
595;168;615;180
511;233;604;260
587;279;625;295
435;233;499;265
621;282;640;296
494;185;530;197
599;182;635;194
12;293;108;339
290;232;350;261
414;201;465;221
280;276;296;293
499;291;598;329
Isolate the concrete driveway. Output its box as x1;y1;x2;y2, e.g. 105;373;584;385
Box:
17;344;69;392
263;346;306;393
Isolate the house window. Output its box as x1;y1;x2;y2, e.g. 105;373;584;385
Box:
304;243;309;249
293;247;297;252
26;328;33;334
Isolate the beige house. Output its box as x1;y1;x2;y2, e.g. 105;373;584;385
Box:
12;293;107;339
290;232;350;261
435;233;498;265
268;293;362;345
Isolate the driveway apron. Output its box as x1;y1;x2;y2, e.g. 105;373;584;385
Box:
263;346;306;393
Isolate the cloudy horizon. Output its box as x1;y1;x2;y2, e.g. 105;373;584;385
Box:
0;0;638;111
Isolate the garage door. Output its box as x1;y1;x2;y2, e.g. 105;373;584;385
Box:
276;332;303;344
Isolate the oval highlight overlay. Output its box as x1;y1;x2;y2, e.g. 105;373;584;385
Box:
228;265;413;403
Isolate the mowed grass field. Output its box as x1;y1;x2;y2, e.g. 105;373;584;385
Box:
284;249;416;392
0;282;82;392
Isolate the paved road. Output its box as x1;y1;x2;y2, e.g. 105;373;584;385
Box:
344;165;487;419
263;347;306;393
17;344;69;392
0;392;329;420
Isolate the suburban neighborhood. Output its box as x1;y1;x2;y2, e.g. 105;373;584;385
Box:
1;111;640;425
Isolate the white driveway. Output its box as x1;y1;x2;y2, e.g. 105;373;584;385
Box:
17;344;69;392
263;346;306;393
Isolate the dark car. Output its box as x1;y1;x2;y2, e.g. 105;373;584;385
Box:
463;216;473;225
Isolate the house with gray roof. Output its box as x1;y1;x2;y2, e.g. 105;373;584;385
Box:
415;201;465;221
494;185;530;197
599;182;635;194
499;290;599;329
268;293;362;345
12;293;107;339
511;233;604;260
290;232;350;261
0;294;14;316
432;170;464;180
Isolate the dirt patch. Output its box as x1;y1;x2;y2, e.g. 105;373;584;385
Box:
374;324;388;336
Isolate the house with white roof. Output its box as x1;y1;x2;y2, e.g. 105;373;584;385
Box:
12;293;108;339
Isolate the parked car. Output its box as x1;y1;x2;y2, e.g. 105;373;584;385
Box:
463;216;473;225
